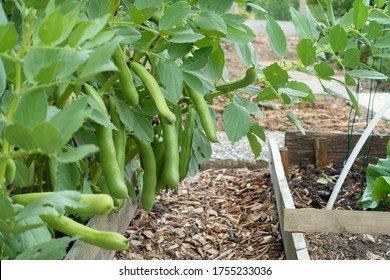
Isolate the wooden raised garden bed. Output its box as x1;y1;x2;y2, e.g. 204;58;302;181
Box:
64;200;138;260
268;134;390;260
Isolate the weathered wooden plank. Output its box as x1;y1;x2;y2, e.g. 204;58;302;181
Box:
279;147;289;181
65;200;138;260
284;208;390;235
285;131;390;165
314;138;327;167
268;135;310;260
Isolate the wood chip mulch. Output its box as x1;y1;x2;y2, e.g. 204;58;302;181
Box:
117;168;284;260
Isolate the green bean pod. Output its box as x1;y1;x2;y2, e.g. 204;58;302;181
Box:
5;158;16;185
186;86;218;143
84;84;108;115
108;95;126;176
179;106;196;180
13;192;115;215
130;62;176;124
41;214;129;251
215;66;257;93
132;134;157;212
95;124;129;199
112;46;139;106
152;137;166;193
159;116;180;188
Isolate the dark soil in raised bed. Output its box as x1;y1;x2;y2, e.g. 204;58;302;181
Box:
288;163;390;260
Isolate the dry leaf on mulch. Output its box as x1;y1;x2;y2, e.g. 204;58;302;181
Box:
116;168;284;260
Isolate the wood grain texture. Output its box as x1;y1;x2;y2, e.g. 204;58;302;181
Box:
285;131;390;165
284;208;390;235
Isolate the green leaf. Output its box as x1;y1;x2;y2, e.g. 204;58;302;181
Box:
223;103;251;143
235;43;258;68
0;58;5;96
205;46;225;82
87;0;110;19
287;81;315;102
345;73;357;86
297;39;317;66
367;21;383;40
343;48;361;68
371;176;390;204
14;159;30;189
266;15;287;57
38;10;64;45
256;87;278;101
0;4;7;24
79;39;120;78
0;23;18;53
16;236;76;260
182;70;215;94
182;47;212;71
157;59;183;103
167;43;193;58
134;0;162;10
54;162;80;191
290;7;318;41
199;0;233;14
4;124;36;151
348;69;388;80
23;49;89;84
195;12;227;37
368;10;390;25
314;61;335;79
49;97;90;146
345;86;360;116
68;15;108;48
263;63;288;88
329;24;347;52
250;122;266;141
192;129;212;164
159;1;190;30
374;0;386;8
287;111;305;135
247;132;262;158
129;6;159;24
353;0;368;29
113;25;142;45
14;90;47;128
224;25;256;44
115;99;135;132
32;122;63;155
234;95;263;118
171;32;205;43
375;35;390;49
58;144;99;163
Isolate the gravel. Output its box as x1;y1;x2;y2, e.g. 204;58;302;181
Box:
201;131;285;170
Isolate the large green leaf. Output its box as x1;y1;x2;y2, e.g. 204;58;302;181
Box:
345;86;360;116
23;49;89;84
263;63;289;88
353;0;368;29
329;25;347;52
181;47;212;71
287;81;315;102
68;15;108;48
195;12;227;37
113;25;141;45
199;0;233;14
49;97;90;146
182;70;215;94
297;39;316;66
32;122;63;155
314;61;335;79
367;21;383;40
87;0;110;19
0;23;18;53
4;124;36;151
348;69;388;80
134;0;162;10
54;162;80;191
375;35;390;49
223;103;251;143
205;46;225;82
265;15;287;58
171;32;205;43
38;10;64;45
287;111;305;135
343;48;361;68
290;7;318;41
236;43;258;68
129;6;159;24
157;59;183;103
247;131;262;158
192;129;212;164
224;25;256;44
58;145;99;163
14;90;47;128
159;1;190;30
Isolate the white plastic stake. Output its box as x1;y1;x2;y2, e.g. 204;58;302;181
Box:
326;96;390;210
